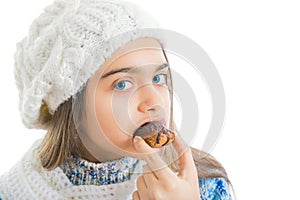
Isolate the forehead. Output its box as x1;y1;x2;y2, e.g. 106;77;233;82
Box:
101;38;167;74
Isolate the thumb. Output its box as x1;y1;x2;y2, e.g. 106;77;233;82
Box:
133;136;167;171
133;136;157;154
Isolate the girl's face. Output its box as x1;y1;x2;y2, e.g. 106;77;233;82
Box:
79;38;171;161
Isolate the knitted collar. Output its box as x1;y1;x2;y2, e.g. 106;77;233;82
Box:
61;156;139;186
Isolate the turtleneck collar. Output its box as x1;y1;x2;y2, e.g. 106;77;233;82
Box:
61;156;139;186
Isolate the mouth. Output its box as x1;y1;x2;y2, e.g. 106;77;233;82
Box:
134;119;166;137
133;121;175;148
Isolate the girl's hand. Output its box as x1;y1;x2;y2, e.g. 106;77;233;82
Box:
132;135;200;200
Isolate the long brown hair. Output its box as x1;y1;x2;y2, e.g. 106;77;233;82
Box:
38;88;92;169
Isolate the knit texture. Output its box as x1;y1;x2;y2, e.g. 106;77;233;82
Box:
0;140;234;200
0;139;144;200
61;155;139;185
14;0;161;129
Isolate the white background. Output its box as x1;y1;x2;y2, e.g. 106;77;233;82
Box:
1;0;300;199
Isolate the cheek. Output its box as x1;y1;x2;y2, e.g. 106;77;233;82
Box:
162;87;171;106
95;91;133;146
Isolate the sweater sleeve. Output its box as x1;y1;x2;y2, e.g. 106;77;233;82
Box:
199;177;233;200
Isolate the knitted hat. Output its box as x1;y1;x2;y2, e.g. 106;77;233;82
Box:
14;0;161;129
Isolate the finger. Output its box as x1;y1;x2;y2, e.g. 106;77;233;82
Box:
136;175;148;191
172;134;197;179
142;165;158;186
132;191;140;200
133;136;165;170
133;136;176;181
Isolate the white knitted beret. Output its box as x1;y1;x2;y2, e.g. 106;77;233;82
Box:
14;0;161;129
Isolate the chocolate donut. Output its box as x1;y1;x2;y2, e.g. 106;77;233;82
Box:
133;121;175;148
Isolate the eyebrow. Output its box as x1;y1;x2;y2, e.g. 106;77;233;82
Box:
101;63;169;79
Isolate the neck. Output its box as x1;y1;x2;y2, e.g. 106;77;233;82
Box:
78;139;124;163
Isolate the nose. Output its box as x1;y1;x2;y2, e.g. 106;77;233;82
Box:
136;84;165;113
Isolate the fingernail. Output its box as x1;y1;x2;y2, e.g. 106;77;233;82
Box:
133;136;141;144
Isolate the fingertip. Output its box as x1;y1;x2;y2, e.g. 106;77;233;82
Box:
133;136;143;144
133;136;152;152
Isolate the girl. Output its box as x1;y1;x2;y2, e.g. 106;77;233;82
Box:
0;0;233;199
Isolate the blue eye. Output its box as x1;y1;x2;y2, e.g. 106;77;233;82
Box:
113;80;132;91
153;74;167;84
